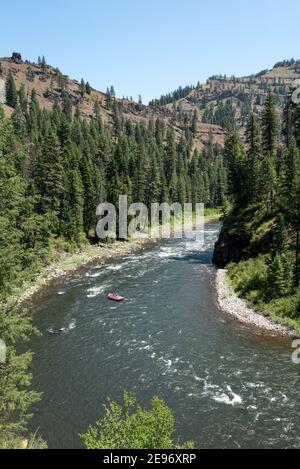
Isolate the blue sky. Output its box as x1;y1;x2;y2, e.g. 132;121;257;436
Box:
2;0;300;103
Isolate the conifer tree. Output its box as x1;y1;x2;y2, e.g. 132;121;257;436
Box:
245;113;262;202
287;152;300;285
35;127;64;231
110;85;115;98
261;89;280;155
223;127;245;204
5;70;18;108
191;109;198;134
18;84;27;114
28;89;40;139
62;92;72;121
80;79;86;98
0;303;43;448
80;149;96;235
41;55;47;69
86;82;91;95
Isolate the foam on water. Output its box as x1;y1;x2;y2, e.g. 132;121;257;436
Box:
106;264;123;271
29;220;300;449
85;271;104;278
86;285;106;298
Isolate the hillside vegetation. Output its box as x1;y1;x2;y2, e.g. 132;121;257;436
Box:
0;53;225;151
154;58;300;131
213;87;300;331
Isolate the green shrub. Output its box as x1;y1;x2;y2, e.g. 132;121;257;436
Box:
229;255;268;300
246;289;265;305
263;291;300;320
80;391;195;449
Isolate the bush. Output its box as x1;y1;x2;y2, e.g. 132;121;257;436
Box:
229;255;300;325
80;392;195;449
246;289;265;305
229;255;268;301
263;291;300;320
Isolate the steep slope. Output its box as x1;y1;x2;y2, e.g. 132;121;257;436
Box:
0;53;225;150
152;60;300;131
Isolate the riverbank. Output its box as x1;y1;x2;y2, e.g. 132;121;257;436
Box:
215;269;295;336
11;214;220;308
13;238;155;308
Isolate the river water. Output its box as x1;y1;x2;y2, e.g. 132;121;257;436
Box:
28;220;300;448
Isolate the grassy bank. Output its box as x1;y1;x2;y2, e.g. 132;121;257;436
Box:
204;207;222;218
228;256;300;335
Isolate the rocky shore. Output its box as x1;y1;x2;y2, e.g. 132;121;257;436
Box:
15;238;156;307
215;269;295;336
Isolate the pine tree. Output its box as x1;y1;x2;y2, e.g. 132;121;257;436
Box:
110;85;115;97
80;149;96;235
0;304;43;448
85;82;91;95
259;151;277;210
5;70;18;108
28;89;40;139
18;84;27;114
66;168;84;243
62;92;72;120
80;79;86;98
261;89;280;155
223;126;245;204
287;153;300;285
191;109;198;134
164;128;177;182
41;55;47;69
11;103;27;140
245;113;262;202
34;127;64;232
267;254;292;298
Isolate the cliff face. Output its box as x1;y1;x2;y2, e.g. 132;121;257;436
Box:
212;229;249;266
212;207;275;267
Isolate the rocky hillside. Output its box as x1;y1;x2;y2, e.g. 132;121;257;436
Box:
0;52;225;151
152;59;300;132
2;53;299;151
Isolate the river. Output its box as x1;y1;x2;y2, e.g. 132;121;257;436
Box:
28;220;300;448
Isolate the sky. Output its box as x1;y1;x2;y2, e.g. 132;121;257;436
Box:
2;0;300;103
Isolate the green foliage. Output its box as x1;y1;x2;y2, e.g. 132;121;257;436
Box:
149;84;195;107
5;70;18;108
261;89;280;154
0;303;44;448
80;79;86;97
85;81;91;95
267;253;293;299
202;99;236;128
223;126;245;204
221;88;300;329
80;392;195;449
229;256;268;302
262;290;300;321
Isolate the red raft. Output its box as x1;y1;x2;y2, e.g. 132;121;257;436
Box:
107;292;125;302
